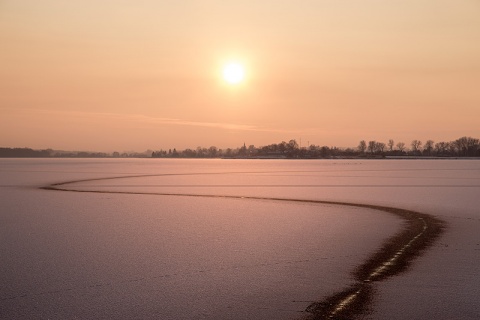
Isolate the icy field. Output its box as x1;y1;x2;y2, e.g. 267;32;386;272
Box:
1;159;479;319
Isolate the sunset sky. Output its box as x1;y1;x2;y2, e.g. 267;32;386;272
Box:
1;1;479;152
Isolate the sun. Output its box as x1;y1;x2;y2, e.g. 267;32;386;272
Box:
222;63;245;84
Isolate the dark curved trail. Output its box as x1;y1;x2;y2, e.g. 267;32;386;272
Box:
41;173;446;320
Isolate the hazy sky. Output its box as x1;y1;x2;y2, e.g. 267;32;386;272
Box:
1;1;479;152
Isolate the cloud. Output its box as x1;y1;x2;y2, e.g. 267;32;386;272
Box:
1;107;294;134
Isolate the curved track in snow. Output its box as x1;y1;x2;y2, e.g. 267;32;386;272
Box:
41;173;446;320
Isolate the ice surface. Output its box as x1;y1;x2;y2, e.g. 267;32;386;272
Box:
1;159;479;319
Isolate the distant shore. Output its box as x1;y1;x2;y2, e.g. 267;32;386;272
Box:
2;136;479;159
1;147;479;160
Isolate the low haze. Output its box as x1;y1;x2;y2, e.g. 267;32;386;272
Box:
1;1;479;151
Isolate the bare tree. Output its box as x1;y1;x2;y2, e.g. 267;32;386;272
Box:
208;146;218;157
455;137;468;156
454;136;480;156
424;140;434;156
358;140;367;153
196;146;205;157
411;140;422;155
288;139;299;149
285;139;299;157
376;142;386;154
396;142;406;153
388;139;395;151
435;141;449;155
448;142;457;155
278;141;287;154
368;141;376;154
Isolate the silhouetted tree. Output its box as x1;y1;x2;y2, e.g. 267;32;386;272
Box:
376;142;386;154
238;143;247;156
368;141;376;154
388;139;395;152
455;136;480;156
434;142;449;156
411;140;422;155
423;140;434;156
396;142;406;153
184;148;196;157
208;146;217;157
320;146;330;158
277;141;286;154
358;140;367;153
286;139;299;157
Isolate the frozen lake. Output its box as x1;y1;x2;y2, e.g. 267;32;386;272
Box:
1;159;479;319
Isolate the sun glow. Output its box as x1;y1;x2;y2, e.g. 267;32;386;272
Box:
222;63;245;84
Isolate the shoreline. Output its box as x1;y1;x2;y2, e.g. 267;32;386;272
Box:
42;175;446;320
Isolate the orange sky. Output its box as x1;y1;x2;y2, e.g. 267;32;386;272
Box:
1;1;479;152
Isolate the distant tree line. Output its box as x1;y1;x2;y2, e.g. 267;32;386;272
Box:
0;148;150;158
356;136;480;157
2;136;479;158
152;136;480;159
0;148;54;158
